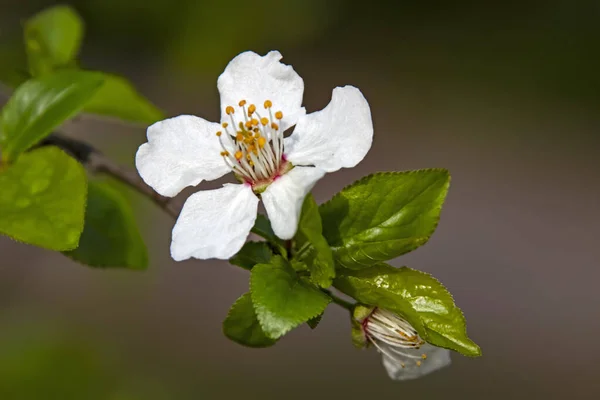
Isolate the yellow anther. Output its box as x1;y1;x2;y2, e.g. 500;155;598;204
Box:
238;100;247;107
421;354;427;359
416;361;422;367
275;111;283;120
258;137;267;147
251;118;259;126
220;151;229;157
226;106;235;115
260;117;269;126
254;132;261;138
400;363;406;369
271;122;279;130
236;133;244;141
248;104;256;115
234;151;243;160
264;100;272;108
222;122;229;128
245;120;253;129
216;131;222;137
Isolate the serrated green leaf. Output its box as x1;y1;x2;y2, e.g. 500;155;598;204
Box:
223;293;276;348
334;264;481;357
229;241;272;270
83;73;164;124
306;312;323;329
251;214;286;257
24;5;84;76
295;194;335;288
319;170;450;269
0;146;86;250
64;180;148;269
250;256;331;339
0;70;104;161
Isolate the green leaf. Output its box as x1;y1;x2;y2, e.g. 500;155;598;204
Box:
295;194;335;287
24;5;84;76
250;256;331;339
0;70;104;161
319;170;450;269
64;180;148;269
0;146;86;250
251;214;287;257
229;241;272;270
223;293;276;348
306;313;323;329
83;73;164;124
334;264;481;357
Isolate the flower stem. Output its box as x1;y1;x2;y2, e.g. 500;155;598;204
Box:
322;289;354;311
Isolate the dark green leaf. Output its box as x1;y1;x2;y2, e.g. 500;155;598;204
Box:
306;313;324;329
319;170;450;269
64;180;148;269
229;241;272;270
334;264;481;356
223;293;276;348
83;73;164;124
0;70;104;161
250;256;331;339
251;214;286;257
0;146;86;250
295;194;335;287
24;5;84;76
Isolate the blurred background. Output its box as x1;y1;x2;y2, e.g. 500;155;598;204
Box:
1;0;599;398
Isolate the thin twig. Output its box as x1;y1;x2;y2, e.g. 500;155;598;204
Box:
40;133;180;219
322;289;355;311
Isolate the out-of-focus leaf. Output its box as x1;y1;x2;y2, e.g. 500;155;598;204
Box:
83;73;164;124
64;180;148;269
0;146;86;250
24;5;84;76
0;70;104;161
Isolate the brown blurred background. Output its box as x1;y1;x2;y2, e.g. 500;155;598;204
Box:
1;0;599;399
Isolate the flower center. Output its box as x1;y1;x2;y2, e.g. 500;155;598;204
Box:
216;99;289;191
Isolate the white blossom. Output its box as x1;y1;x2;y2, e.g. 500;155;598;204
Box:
135;51;373;260
362;308;451;381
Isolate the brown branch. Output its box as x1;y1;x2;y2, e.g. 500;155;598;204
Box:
40;133;180;219
88;152;180;219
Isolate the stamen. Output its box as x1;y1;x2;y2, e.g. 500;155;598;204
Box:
216;99;288;188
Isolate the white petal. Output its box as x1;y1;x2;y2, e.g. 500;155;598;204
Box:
381;343;451;381
170;184;258;261
217;51;305;130
135;115;231;197
261;166;325;240
284;86;373;172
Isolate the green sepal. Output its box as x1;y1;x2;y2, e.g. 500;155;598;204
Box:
63;179;148;269
334;264;481;357
0;146;86;250
229;241;273;270
319;170;450;269
223;293;276;348
0;70;104;161
250;256;331;339
294;194;335;288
